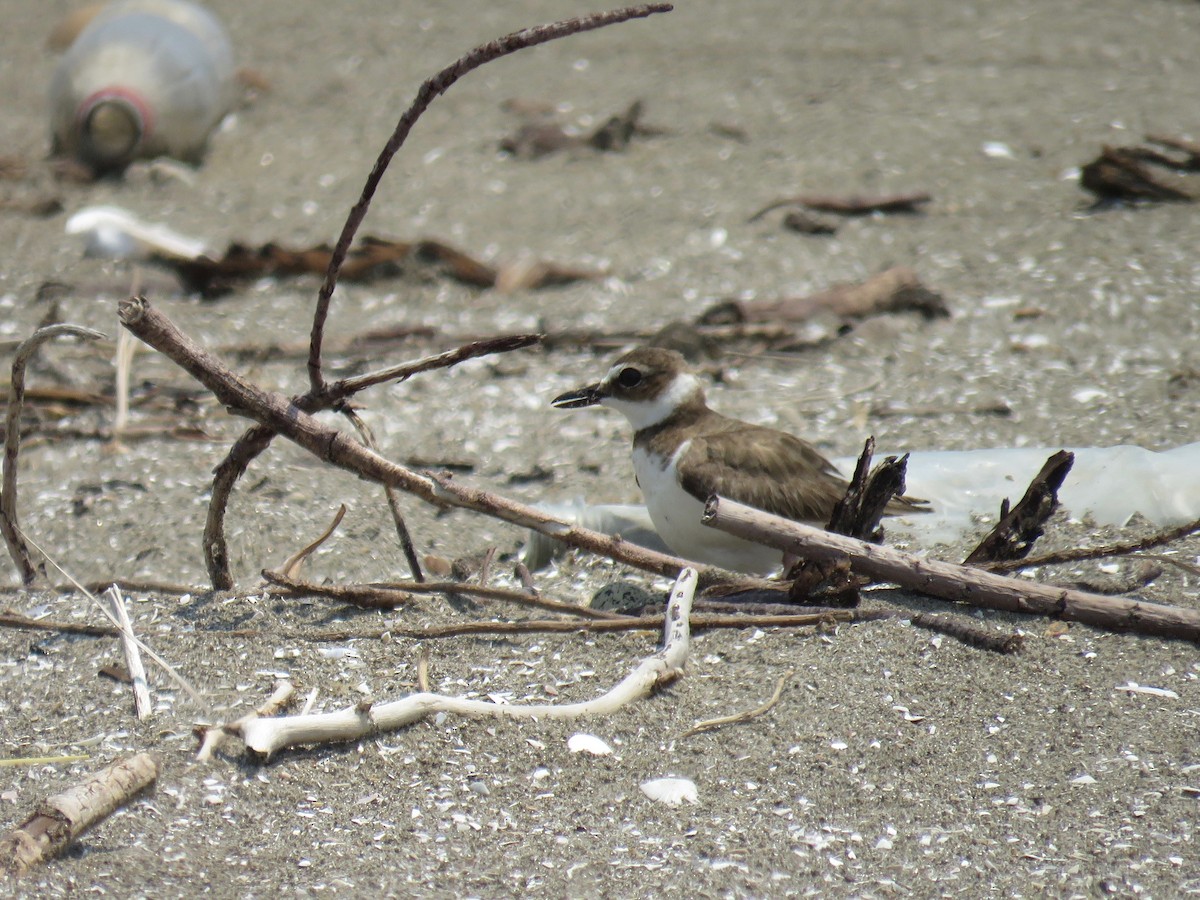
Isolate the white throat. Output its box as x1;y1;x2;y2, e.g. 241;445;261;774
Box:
602;372;701;430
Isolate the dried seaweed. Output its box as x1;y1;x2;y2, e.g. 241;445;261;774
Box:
161;235;602;298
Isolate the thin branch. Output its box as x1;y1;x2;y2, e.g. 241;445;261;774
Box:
0;610;119;637
678;669;793;738
278;504;347;579
330;334;541;399
985;515;1200;573
343;410;423;581
3;324;105;585
263;570;626;621
307;4;673;391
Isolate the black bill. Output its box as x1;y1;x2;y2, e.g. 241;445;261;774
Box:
551;384;603;409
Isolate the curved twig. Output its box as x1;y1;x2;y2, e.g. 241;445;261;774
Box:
204;423;276;589
306;3;672;392
2;324;106;585
203;336;543;588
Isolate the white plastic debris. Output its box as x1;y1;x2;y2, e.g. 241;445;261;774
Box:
528;441;1200;567
881;442;1200;546
1117;682;1179;700
639;776;698;807
65;204;208;260
981;141;1016;159
567;733;613;756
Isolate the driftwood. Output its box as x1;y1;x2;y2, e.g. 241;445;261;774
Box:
236;567;698;759
0;753;159;877
1080;145;1195;204
704;496;1200;642
196;681;295;762
964;450;1074;564
2;324;106;584
698;266;949;326
118;296;765;594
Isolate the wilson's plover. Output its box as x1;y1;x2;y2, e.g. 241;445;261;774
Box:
553;346;927;573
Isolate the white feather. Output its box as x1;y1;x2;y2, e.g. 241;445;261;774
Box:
601;372;701;430
632;441;782;574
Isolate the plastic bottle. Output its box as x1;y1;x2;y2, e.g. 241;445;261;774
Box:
49;0;235;174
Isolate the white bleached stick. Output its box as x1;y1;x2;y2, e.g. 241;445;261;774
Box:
239;567;697;758
105;586;152;720
196;679;296;762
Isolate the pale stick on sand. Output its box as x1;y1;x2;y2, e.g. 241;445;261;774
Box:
238;567;697;758
105;585;152;720
0;753;159;877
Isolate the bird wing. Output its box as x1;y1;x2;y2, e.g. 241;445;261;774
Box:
674;425;850;523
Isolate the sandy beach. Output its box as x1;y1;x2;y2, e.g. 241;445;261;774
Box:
1;0;1199;895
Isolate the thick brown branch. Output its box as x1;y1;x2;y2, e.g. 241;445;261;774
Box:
704;496;1200;642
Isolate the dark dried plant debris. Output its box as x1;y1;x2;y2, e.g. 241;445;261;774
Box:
699;266;949;326
158;236;602;298
782;211;838;235
1080;140;1198;205
499;99;662;158
964;451;1075;565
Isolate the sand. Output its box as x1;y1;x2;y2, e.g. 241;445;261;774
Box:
1;0;1199;895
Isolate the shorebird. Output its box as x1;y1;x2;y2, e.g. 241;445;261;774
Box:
552;346;927;573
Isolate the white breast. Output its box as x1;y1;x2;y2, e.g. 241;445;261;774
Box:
632;442;783;575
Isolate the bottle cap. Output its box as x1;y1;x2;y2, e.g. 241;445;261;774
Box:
77;88;153;170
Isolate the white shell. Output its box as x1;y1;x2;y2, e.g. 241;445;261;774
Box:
639;776;698;807
567;733;613;756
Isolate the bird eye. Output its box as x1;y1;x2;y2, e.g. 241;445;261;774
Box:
616;367;643;388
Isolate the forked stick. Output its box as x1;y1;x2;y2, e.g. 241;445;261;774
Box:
238;567;696;758
307;3;673;391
